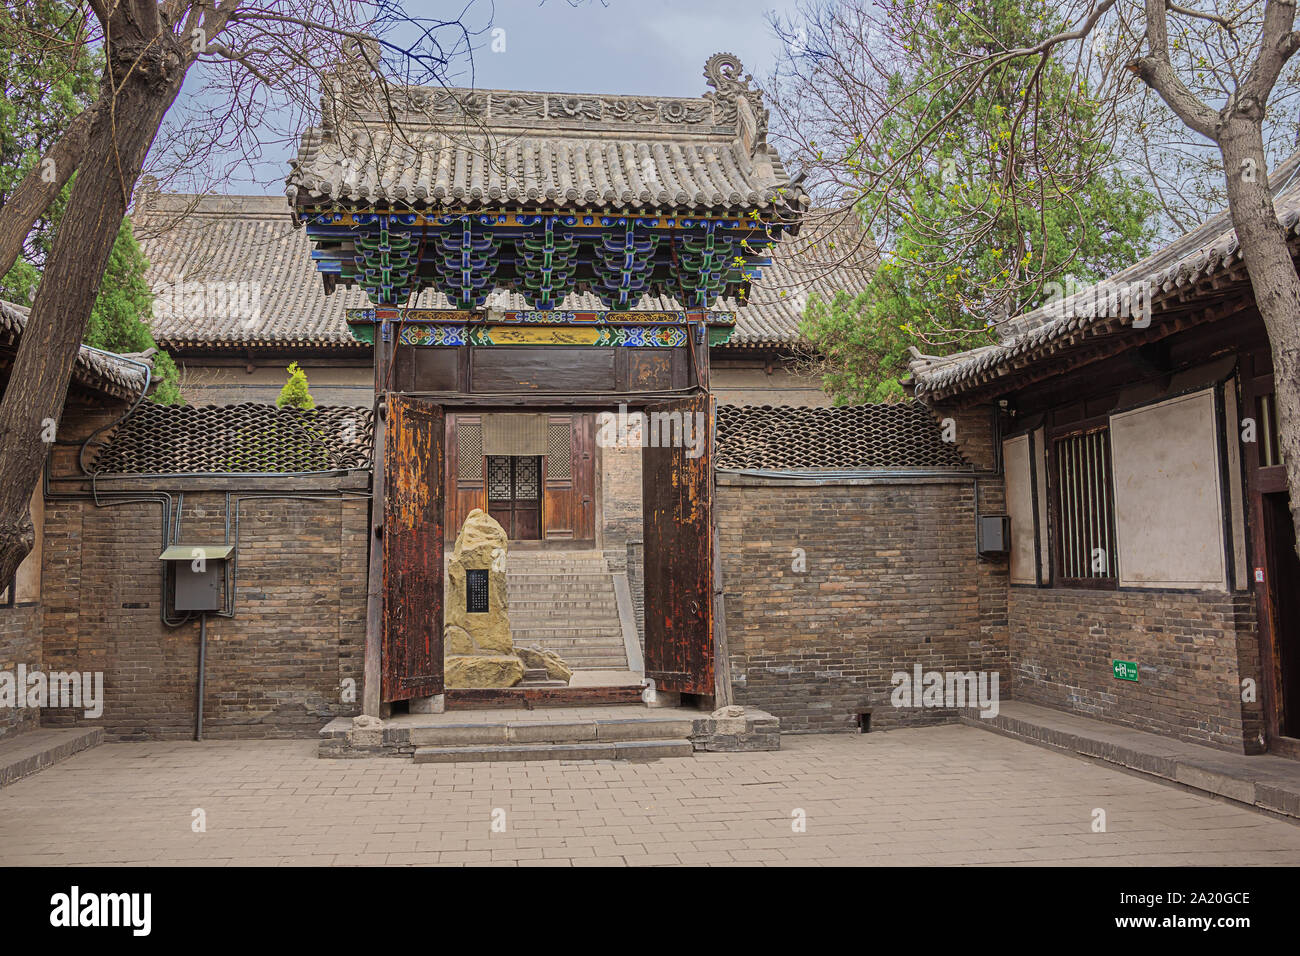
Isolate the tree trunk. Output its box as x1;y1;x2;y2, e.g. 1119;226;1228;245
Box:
0;105;96;280
0;27;187;586
1218;117;1300;557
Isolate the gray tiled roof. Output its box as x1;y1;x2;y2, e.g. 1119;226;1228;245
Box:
908;150;1300;401
286;53;806;217
136;195;874;349
0;299;149;398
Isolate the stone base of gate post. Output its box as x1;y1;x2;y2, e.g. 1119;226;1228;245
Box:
409;694;445;714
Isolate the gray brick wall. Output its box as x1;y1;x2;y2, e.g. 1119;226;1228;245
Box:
1010;587;1262;752
717;475;1010;734
40;484;367;740
0;604;42;740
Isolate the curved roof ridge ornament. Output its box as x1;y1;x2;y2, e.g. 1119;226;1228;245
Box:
703;53;768;157
703;52;752;94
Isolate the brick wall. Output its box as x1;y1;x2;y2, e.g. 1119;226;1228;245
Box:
598;428;645;644
0;605;42;740
1010;587;1263;752
717;475;1010;734
597;429;642;567
40;477;368;740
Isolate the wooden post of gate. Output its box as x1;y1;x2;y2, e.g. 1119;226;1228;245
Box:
712;523;733;707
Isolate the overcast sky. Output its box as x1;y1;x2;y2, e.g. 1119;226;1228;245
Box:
455;0;799;95
184;0;801;194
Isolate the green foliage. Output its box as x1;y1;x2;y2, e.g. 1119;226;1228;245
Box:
83;220;183;405
277;362;316;410
800;0;1159;403
0;1;181;405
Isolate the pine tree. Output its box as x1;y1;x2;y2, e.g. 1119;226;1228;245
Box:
0;2;181;404
276;362;315;411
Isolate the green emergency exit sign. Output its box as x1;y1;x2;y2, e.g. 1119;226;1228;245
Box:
1113;660;1138;682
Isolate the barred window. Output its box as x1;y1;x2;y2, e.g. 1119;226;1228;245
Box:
1052;427;1117;584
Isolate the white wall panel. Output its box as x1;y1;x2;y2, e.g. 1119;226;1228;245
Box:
1003;433;1037;585
1110;389;1226;590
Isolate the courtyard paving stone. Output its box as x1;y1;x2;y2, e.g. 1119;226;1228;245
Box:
1;724;1298;866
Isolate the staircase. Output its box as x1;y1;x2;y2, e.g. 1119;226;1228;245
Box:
507;550;631;670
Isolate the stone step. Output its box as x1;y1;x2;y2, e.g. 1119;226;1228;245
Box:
513;632;625;643
532;656;629;669
412;739;693;763
0;727;103;788
507;554;609;562
506;572;614;582
510;627;625;641
507;591;614;601
407;715;694;762
509;605;623;617
510;610;623;622
510;598;620;606
517;647;627;666
407;716;692;747
508;568;610;575
501;580;613;587
525;660;630;671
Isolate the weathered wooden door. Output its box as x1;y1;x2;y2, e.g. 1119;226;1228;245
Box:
641;393;714;695
383;396;445;702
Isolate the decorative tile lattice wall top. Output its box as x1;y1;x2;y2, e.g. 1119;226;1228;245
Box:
91;403;374;475
714;404;971;472
88;402;966;476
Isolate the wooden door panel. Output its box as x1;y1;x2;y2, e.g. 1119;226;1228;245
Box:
573;413;595;540
543;414;594;541
446;413;485;545
642;394;713;694
383;396;445;701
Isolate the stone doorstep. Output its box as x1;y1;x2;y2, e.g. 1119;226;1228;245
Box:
318;707;782;760
962;701;1300;819
0;727;104;788
412;739;694;763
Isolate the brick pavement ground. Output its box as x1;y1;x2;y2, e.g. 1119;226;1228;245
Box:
2;724;1299;866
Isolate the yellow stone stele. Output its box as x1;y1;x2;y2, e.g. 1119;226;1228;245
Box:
444;509;522;686
444;655;526;689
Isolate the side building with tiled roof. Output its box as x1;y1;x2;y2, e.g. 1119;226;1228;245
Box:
904;148;1300;758
133;192;865;407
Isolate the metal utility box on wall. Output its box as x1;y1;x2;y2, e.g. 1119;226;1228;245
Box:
977;515;1011;555
159;545;233;612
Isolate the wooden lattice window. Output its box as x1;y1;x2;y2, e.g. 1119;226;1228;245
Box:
487;455;512;501
1051;426;1117;587
547;421;571;479
457;421;483;481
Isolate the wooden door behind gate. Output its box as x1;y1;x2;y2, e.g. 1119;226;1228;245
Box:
487;454;542;540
